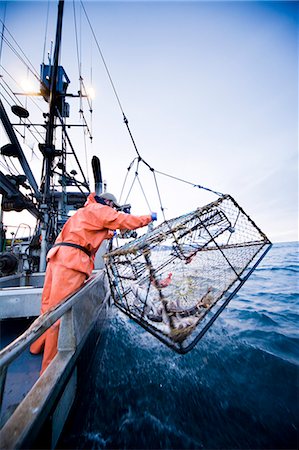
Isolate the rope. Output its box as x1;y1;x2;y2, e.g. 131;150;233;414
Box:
153;168;224;197
119;158;138;204
123;168;139;205
152;170;166;221
122;114;143;160
120;159;151;213
136;175;152;212
119;156;224;224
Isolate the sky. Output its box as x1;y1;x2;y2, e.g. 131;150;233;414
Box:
0;0;298;243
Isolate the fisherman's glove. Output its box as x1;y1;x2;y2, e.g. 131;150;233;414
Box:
151;212;157;221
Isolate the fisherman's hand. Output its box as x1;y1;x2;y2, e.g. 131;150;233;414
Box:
151;212;157;221
107;229;114;239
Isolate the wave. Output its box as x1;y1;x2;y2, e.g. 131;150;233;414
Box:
58;242;299;450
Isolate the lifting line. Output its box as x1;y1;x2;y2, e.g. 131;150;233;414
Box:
80;1;224;217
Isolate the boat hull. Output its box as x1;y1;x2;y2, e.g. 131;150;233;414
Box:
0;269;110;449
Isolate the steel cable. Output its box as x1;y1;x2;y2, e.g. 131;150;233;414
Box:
80;1;224;215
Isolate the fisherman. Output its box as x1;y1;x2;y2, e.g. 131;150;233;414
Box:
30;192;157;374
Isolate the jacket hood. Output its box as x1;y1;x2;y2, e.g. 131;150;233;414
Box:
84;192;98;206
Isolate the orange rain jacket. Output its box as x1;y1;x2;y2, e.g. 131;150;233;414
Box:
31;193;152;373
46;193;152;277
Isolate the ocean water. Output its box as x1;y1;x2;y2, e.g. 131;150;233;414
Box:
59;242;299;450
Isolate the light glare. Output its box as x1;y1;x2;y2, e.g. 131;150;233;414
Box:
20;78;34;93
86;86;95;100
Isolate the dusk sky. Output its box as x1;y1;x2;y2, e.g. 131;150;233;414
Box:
0;1;298;243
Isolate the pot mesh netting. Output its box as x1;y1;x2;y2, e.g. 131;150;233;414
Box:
104;195;272;353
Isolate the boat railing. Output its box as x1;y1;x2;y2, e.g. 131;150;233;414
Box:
0;268;110;447
4;223;33;251
11;223;33;246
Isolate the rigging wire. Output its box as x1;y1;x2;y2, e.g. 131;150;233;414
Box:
73;0;92;183
0;92;27;141
42;0;50;64
2;154;21;177
0;79;21;106
80;78;93;119
79;1;167;214
56;110;89;188
0;21;40;80
0;22;50;143
0;30;46;156
0;157;18;176
72;0;82;87
0;1;7;67
22;67;32;144
80;0;125;117
89;35;93;134
79;1;224;219
0;79;46;147
0;65;44;114
82;125;90;185
73;2;93;118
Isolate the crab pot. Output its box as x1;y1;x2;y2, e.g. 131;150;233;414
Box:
104;195;272;353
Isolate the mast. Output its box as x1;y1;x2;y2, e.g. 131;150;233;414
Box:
39;0;64;271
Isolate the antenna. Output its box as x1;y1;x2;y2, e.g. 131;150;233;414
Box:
92;155;103;195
